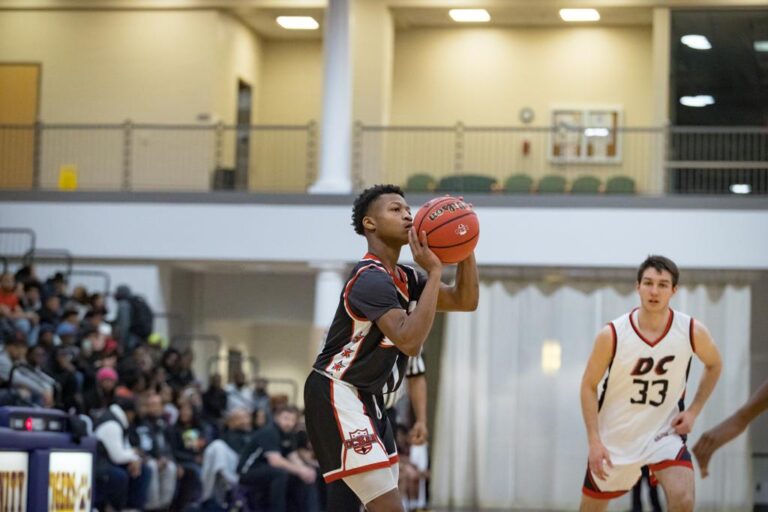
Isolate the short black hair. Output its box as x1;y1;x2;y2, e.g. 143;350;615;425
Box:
637;255;680;287
351;184;405;235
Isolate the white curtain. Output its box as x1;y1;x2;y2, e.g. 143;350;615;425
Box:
432;280;751;511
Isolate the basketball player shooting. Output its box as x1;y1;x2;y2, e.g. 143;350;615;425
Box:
304;184;479;512
580;255;722;512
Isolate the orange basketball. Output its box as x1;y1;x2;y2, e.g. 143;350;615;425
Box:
412;196;479;264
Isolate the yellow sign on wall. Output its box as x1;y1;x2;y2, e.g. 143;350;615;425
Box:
58;165;78;191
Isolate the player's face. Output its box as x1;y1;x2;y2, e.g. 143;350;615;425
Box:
367;194;413;244
636;268;677;312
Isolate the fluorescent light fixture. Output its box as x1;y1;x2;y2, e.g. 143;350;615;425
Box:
680;95;715;107
276;16;319;30
754;41;768;52
681;34;711;50
730;183;752;194
449;9;490;22
559;9;600;22
584;127;610;137
541;340;562;375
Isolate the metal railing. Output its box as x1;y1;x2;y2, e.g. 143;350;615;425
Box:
0;121;318;193
2;121;766;195
353;123;768;195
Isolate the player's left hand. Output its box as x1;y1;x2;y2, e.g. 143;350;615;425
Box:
409;421;429;445
671;410;697;435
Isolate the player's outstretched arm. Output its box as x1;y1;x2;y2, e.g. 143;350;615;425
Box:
693;378;768;478
581;325;614;480
376;229;442;356
671;320;722;435
437;252;479;312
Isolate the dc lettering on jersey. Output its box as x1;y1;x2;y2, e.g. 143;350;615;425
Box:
630;355;676;376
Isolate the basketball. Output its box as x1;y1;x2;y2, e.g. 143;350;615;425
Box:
413;196;479;263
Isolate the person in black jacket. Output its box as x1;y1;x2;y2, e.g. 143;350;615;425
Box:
238;405;319;512
171;400;208;510
133;392;177;511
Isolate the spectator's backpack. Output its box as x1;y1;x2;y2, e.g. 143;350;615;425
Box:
129;296;154;338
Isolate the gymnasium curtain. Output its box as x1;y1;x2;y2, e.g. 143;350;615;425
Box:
432;280;751;511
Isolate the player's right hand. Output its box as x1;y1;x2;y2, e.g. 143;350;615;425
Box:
692;416;747;478
409;228;442;275
588;440;613;480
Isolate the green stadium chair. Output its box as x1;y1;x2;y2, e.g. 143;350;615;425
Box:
570;175;601;194
405;173;436;193
436;174;497;193
503;173;534;194
537;175;567;194
605;176;636;194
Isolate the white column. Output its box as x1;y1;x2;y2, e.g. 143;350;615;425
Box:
308;262;347;366
311;0;353;194
651;7;671;194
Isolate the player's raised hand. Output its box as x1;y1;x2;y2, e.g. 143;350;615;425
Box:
693;416;747;478
409;228;442;275
588;439;613;480
671;410;697;435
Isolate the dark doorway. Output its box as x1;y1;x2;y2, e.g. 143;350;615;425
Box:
235;79;252;190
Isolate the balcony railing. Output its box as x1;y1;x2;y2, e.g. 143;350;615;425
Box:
1;121;766;195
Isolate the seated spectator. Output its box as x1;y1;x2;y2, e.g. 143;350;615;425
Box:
202;373;228;426
83;366;118;418
226;370;254;414
49;345;83;412
38;293;62;327
168;348;196;390
43;272;68;304
0;330;54;406
201;408;253;507
238;405;318;512
171;400;208;510
69;285;90;319
253;377;272;423
0;272;37;345
133;392;177;511
93;397;150;512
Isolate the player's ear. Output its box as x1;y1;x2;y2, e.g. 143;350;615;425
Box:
671;285;678;295
362;215;376;232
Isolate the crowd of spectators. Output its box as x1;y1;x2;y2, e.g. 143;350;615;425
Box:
0;266;327;512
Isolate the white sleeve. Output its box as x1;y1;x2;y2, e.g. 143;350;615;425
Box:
95;422;139;465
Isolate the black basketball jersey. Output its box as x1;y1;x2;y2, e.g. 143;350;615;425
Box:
313;252;427;395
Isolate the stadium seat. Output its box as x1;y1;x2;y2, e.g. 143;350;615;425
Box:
405;173;436;193
570;175;601;194
436;174;497;193
503;174;534;194
605;175;636;194
537;175;567;194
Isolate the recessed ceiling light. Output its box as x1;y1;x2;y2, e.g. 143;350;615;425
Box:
730;184;752;194
448;9;491;23
754;41;768;52
559;9;600;22
680;95;715;107
681;35;711;50
276;16;319;30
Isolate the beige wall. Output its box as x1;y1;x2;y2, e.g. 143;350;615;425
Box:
392;26;653;126
214;12;262;125
0;9;265;190
0;10;218;123
258;40;323;124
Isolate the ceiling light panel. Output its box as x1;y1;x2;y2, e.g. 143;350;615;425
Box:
559;9;600;22
449;9;491;23
276;16;319;30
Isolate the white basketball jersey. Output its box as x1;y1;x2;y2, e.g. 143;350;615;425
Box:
598;308;695;464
